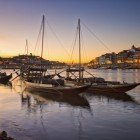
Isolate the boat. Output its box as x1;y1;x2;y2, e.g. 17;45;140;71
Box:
21;15;89;96
64;67;140;94
62;70;140;93
57;19;140;94
86;81;140;94
0;72;12;84
25;79;89;95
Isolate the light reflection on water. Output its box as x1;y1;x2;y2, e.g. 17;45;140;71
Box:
0;69;140;140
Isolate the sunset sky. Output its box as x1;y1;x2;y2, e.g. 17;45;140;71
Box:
0;0;140;63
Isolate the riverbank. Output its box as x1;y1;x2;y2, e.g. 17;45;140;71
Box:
0;131;14;140
88;65;140;69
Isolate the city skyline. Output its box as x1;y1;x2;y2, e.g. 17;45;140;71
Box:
0;0;140;63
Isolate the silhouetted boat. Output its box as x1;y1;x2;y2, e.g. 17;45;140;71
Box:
25;79;90;96
58;19;140;94
87;82;140;94
22;16;89;96
0;73;12;84
63;71;140;94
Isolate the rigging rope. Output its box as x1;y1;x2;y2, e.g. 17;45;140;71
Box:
45;19;71;60
80;29;88;64
33;20;43;55
69;21;89;65
44;22;50;60
81;22;112;53
69;25;78;64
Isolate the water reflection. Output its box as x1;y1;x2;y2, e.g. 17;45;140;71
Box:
21;92;31;107
85;92;137;103
20;91;90;111
0;69;140;140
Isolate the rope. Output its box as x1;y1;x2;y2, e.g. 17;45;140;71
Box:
81;21;112;53
45;19;71;60
69;25;78;64
33;19;43;55
80;29;88;64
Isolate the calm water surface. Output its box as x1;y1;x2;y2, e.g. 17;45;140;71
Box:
0;69;140;140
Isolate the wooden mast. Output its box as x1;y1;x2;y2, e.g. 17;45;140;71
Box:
41;15;45;59
40;15;45;78
26;39;28;55
78;19;81;82
65;19;84;82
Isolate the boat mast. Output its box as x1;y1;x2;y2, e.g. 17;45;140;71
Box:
40;15;45;78
26;39;28;55
78;19;81;81
41;15;45;59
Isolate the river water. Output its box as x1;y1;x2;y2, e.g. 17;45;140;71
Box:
0;69;140;140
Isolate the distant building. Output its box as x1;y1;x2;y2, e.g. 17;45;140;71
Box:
133;52;140;63
117;50;128;64
99;55;105;65
88;45;140;68
98;53;117;65
0;54;66;69
130;45;140;52
129;45;140;67
87;57;99;68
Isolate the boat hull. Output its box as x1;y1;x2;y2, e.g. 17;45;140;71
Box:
25;81;89;96
87;83;140;94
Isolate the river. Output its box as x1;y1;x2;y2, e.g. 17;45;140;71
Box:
0;69;140;140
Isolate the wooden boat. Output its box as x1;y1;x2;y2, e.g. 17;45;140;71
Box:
87;82;140;94
64;71;140;93
58;19;140;94
63;69;140;93
22;16;89;96
25;80;90;95
0;73;12;84
22;67;89;95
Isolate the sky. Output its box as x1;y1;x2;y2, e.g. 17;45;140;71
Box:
0;0;140;63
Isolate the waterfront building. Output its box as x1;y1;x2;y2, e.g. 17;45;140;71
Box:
88;57;99;68
126;45;140;67
98;53;117;66
117;50;128;64
133;52;140;63
87;45;140;69
99;55;106;65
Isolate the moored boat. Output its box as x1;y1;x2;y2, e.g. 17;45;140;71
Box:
22;15;89;96
25;80;90;95
87;82;140;94
0;73;12;84
57;19;140;94
63;70;140;94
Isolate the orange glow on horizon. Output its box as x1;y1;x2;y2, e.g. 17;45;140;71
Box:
0;0;140;65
